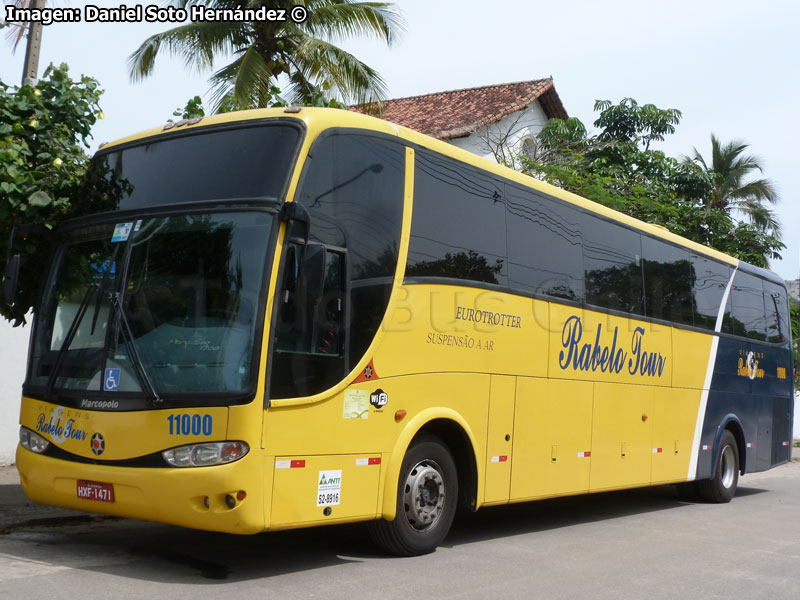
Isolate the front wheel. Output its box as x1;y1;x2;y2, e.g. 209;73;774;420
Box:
369;434;458;556
697;430;739;503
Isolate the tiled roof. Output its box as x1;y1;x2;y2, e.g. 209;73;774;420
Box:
350;79;568;140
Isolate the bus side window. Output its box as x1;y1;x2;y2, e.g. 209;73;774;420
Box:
763;281;788;343
691;255;731;331
724;272;767;340
642;236;693;326
583;214;644;316
271;242;346;398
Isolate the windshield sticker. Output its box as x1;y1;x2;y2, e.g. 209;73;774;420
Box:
317;470;342;506
343;389;369;419
111;222;133;242
104;368;120;392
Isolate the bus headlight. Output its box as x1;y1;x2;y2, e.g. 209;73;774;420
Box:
19;427;50;453
162;441;249;467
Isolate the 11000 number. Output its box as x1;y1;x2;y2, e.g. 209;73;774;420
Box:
167;413;212;436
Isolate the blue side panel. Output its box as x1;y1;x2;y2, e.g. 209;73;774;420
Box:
697;336;793;479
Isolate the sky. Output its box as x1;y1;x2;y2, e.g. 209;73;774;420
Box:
2;0;799;281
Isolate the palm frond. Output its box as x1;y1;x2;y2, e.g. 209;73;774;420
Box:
128;20;250;81
300;1;405;45
726;178;779;205
287;34;388;104
207;46;274;111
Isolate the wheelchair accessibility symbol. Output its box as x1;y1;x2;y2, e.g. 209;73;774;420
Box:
104;368;121;392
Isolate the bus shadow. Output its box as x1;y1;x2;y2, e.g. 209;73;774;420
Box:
443;484;768;549
0;483;768;584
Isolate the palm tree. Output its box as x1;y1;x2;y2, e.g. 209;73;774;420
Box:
3;0;35;51
688;134;780;235
128;0;404;111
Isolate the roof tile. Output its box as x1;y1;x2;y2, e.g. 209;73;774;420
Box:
351;79;568;139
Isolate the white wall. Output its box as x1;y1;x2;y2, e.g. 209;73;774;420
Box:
0;317;31;465
449;101;550;166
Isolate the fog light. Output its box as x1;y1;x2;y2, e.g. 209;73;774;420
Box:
203;496;210;509
225;494;236;509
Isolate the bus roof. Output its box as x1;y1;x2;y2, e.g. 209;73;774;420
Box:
101;107;738;267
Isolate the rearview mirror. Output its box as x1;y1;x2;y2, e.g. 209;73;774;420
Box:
3;253;20;307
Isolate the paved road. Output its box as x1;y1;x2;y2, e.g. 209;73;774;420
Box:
1;461;799;599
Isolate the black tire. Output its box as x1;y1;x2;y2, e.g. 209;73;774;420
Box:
369;434;458;556
697;429;739;503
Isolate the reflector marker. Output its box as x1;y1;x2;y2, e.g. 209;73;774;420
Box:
490;455;508;463
355;457;382;466
577;451;591;458
782;441;791;447
746;442;755;448
275;459;306;469
702;445;712;451
652;448;663;454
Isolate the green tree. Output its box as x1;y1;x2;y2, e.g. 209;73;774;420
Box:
686;134;780;235
129;0;405;112
0;63;104;326
521;99;784;268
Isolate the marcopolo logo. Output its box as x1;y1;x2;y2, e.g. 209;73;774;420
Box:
370;389;388;409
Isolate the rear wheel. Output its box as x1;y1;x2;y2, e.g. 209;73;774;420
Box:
697;430;739;503
369;434;458;556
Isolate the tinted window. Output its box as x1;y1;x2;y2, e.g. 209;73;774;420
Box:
272;133;405;398
407;151;507;285
723;272;767;340
296;134;405;280
506;185;584;301
583;216;644;314
84;125;300;210
691;255;731;330
270;244;346;398
763;281;788;343
642;237;693;325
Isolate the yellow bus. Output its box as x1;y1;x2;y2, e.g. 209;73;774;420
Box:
9;107;794;556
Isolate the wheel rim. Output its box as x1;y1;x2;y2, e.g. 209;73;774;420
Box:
403;459;446;531
719;444;736;489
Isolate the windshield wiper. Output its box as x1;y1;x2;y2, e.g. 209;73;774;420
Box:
107;291;162;405
45;283;99;399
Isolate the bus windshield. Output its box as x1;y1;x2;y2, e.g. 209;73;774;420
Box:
82;123;300;211
27;210;274;402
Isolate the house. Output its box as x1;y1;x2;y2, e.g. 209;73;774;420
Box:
350;78;568;168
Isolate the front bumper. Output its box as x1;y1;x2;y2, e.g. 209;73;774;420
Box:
16;444;266;534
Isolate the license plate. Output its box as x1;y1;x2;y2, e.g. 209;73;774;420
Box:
77;480;115;503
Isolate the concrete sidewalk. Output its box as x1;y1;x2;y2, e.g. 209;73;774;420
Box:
0;465;92;530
